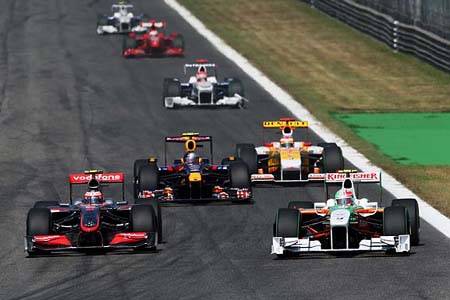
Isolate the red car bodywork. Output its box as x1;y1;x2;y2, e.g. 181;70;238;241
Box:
122;21;184;58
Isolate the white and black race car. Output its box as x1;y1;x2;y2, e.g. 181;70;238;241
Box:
162;59;248;109
97;2;148;35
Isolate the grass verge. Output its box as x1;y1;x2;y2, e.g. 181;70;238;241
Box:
179;0;450;216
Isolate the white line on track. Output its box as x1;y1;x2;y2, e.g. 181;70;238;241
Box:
165;0;450;239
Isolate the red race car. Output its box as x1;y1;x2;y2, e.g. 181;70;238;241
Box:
122;20;184;58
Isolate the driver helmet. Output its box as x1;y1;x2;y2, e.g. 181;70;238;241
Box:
334;189;354;206
280;137;294;148
83;190;104;204
196;67;208;82
184;152;200;165
149;29;158;37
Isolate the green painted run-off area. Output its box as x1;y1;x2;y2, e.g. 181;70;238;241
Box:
335;113;450;165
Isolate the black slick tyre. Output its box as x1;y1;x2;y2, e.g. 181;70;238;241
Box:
226;78;244;97
27;208;51;236
163;78;181;107
229;161;250;189
138;163;159;193
135;198;162;243
275;208;300;238
383;206;409;236
172;34;185;50
97;15;108;27
131;205;156;234
322;146;344;173
235;143;257;175
134;159;149;179
122;36;137;52
392;198;420;245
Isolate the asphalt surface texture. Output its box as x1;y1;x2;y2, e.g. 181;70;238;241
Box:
0;1;449;299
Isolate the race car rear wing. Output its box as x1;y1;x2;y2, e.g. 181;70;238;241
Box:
262;120;308;128
324;171;383;204
184;60;217;77
141;21;166;29
261;118;310;143
164;133;214;165
112;4;134;10
68;170;125;203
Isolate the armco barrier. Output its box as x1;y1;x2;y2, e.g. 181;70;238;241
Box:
301;0;450;72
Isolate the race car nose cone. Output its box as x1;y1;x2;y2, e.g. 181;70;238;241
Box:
189;173;202;182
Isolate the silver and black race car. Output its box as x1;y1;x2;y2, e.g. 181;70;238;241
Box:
25;170;161;255
162;59;248;108
96;2;148;35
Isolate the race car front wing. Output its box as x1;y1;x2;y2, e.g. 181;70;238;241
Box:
164;94;247;108
25;232;157;254
272;235;410;254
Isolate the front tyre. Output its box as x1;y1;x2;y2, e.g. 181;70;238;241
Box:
135;198;163;244
229;161;250;189
383;206;409;236
392;199;420;245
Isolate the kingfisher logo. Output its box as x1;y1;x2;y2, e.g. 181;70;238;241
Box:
326;172;380;182
69;173;124;184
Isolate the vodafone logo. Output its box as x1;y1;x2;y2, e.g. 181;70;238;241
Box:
69;173;124;183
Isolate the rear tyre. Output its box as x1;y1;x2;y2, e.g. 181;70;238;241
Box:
122;36;137;52
235;144;257;175
135;198;163;243
229;161;250;189
226;78;244;97
163;78;181;108
134;159;149;179
33;201;59;208
392;199;420;245
322;146;344;173
288;201;314;209
131;205;156;234
138;163;159;193
383;206;409;236
275;208;299;238
172;34;185;50
97;15;108;26
27;208;51;236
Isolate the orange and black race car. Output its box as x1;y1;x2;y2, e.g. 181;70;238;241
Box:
234;118;344;184
25;170;161;256
133;133;252;204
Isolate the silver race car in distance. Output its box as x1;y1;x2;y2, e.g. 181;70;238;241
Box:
97;2;148;35
163;59;248;109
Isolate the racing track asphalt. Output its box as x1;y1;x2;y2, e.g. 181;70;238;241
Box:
0;1;449;299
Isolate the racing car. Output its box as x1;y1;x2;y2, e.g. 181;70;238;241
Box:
162;59;247;108
122;20;184;58
25;170;162;255
234;118;344;184
97;2;149;35
272;171;420;256
133;132;252;204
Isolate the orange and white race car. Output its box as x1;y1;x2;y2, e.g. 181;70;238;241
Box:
234;118;344;184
